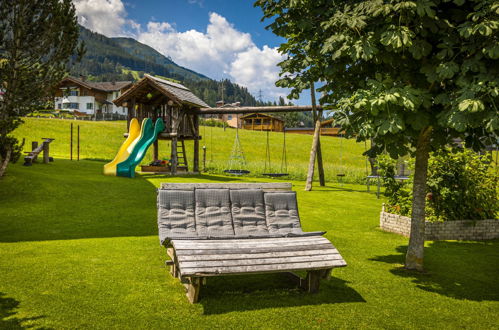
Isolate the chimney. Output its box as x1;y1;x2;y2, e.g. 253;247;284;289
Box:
234;102;241;107
112;80;116;85
216;100;224;108
79;75;86;82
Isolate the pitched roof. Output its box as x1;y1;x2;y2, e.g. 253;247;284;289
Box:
60;77;132;92
87;81;133;91
113;74;210;108
144;74;210;108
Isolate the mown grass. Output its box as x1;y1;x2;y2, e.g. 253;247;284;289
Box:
13;118;369;182
0;160;498;329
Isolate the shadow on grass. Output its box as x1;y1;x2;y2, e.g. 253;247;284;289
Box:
200;273;365;314
0;159;159;242
370;241;499;301
0;293;48;329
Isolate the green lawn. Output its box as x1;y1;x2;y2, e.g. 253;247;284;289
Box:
0;159;498;329
13;118;369;182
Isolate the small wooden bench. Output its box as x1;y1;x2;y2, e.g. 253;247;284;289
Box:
23;138;54;166
158;183;347;303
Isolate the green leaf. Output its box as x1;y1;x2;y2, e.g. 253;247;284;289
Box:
436;61;459;79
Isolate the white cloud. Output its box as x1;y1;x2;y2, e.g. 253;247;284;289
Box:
229;46;287;100
73;1;289;102
73;0;139;36
137;13;288;101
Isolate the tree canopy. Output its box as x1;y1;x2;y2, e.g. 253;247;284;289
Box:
256;0;498;270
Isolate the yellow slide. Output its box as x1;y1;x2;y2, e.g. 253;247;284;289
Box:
103;118;141;176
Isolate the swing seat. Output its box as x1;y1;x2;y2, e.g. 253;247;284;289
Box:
262;173;289;177
336;174;346;177
224;169;251;175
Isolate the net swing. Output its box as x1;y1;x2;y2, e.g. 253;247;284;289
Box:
224;114;250;175
262;128;288;177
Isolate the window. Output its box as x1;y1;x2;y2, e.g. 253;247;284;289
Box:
69;90;79;96
86;103;93;110
63;102;79;109
228;115;232;120
57;103;61;109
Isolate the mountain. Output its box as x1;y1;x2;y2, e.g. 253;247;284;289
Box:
112;37;209;82
69;26;261;107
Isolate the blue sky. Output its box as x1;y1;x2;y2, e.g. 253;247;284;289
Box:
124;0;285;49
74;0;311;104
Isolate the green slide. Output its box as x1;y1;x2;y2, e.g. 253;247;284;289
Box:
117;118;165;178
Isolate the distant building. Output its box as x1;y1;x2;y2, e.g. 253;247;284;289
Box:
54;77;132;115
213;101;241;128
240;113;284;132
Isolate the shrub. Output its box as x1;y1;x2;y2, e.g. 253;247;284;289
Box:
426;149;498;221
380;149;498;221
200;119;225;128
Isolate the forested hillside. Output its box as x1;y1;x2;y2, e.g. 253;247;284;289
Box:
68;26;312;124
69;26;260;107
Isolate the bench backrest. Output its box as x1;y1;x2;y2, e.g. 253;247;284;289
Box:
157;183;315;242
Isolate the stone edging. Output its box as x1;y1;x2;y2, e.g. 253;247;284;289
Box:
379;206;499;240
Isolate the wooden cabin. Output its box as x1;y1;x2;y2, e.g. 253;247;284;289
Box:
285;118;343;136
240;113;284;132
113;74;210;175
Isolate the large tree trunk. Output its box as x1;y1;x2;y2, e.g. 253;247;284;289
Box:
405;126;433;271
0;147;12;178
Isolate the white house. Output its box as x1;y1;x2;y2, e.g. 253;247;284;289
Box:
54;77;133;115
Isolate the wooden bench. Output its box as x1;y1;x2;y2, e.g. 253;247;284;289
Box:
23;138;54;166
158;183;347;303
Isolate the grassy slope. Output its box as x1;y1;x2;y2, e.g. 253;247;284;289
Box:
13;118;369;182
0;160;498;329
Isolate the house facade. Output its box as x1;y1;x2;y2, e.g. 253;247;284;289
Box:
54;77;132;115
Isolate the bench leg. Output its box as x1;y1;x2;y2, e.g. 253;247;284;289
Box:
166;248;179;278
285;269;329;293
185;277;202;304
305;270;323;293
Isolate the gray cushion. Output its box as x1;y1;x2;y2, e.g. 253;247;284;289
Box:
230;189;269;237
264;192;304;236
157;190;197;243
195;189;235;238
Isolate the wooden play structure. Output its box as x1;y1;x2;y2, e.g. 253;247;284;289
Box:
110;77;321;177
23;138;54;166
113;74;209;175
240;113;284;132
157;182;347;303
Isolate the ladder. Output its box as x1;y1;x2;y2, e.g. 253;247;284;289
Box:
176;140;188;171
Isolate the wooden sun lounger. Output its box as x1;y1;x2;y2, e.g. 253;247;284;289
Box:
157;183;347;303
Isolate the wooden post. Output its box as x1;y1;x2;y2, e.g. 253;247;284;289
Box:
310;82;325;187
77;125;80;161
153;139;159;161
31;141;38;162
171;107;179;175
305;119;321;191
202;146;207;172
70;123;73;161
42;141;49;164
186;277;202;304
193;115;199;172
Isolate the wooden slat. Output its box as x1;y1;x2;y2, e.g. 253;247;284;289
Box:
179;254;344;268
174;244;335;255
172;237;331;250
173;236;327;245
176;248;340;261
181;260;346;277
160;182;292;190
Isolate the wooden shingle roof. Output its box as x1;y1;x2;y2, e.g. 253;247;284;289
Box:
113;74;210;108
